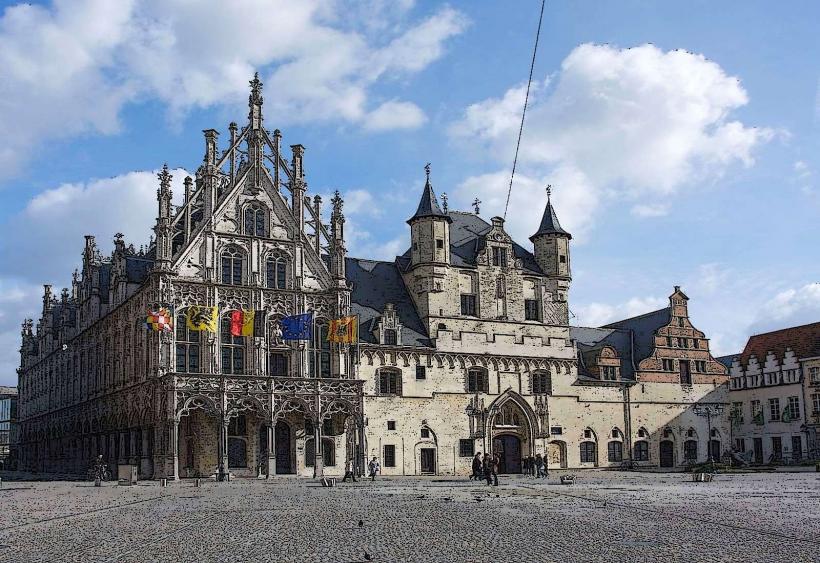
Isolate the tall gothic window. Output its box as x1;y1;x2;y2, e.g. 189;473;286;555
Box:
308;322;331;377
221;246;244;285
265;256;287;289
221;313;245;374
532;370;552;394
175;311;200;373
268;351;288;376
244;204;268;237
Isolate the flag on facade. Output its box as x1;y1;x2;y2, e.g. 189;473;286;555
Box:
281;312;313;340
328;315;358;343
145;306;173;332
230;309;265;337
186;305;218;332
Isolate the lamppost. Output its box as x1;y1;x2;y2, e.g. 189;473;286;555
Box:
693;404;725;469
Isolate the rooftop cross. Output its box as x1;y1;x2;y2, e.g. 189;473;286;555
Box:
472;198;481;214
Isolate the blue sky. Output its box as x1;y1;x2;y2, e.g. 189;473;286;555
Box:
1;0;818;385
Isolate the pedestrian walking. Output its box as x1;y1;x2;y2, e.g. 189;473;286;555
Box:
523;456;530;476
535;454;545;478
530;455;537;477
483;453;492;486
368;457;380;481
491;454;500;486
471;452;482;481
343;459;357;482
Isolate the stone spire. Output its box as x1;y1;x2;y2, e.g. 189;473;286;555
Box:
330;190;347;282
407;163;451;224
248;72;263;130
530;185;571;241
153;164;174;272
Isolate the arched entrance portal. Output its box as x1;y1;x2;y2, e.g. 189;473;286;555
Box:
493;434;522;473
659;440;675;467
275;420;293;474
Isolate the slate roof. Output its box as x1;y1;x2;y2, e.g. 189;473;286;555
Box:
530;199;571;240
0;386;17;396
125;257;153;284
98;263;112;304
571;326;636;380
345;257;430;347
401;211;544;276
603;308;671;364
738;322;820;369
407;179;450;224
716;354;739;369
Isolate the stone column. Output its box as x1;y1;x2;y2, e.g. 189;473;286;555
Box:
140;427;150;478
170;420;179;480
266;423;276;478
313;420;324;478
220;421;230;476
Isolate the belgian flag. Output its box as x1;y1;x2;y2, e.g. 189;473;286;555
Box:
230;309;265;337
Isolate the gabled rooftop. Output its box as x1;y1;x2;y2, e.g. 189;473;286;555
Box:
739;321;820;369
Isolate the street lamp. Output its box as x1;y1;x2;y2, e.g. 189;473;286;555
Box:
693;404;725;468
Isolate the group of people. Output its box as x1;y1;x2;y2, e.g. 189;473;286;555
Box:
342;457;381;482
522;454;548;478
470;452;501;486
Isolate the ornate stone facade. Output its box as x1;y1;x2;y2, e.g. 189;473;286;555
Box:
16;75;730;479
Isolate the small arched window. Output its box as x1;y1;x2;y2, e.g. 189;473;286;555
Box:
607;441;623;462
580;441;596;463
220;313;244;374
221;246;244;285
467;367;489;394
244;204;268;237
684;439;698;461
532;370;552;394
378;369;402;396
634;440;649;461
265;256;287;289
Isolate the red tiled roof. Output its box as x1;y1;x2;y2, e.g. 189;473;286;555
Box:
739;322;820;369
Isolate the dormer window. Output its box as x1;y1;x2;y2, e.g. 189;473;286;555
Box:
492;247;507;267
384;329;397;346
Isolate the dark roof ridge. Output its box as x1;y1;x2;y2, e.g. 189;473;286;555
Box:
602;306;671;328
747;320;820;339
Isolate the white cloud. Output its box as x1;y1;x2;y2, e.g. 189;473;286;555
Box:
631;203;670;217
574;296;667;327
0;0;467;182
450;43;773;239
748;283;820;334
364;100;427;131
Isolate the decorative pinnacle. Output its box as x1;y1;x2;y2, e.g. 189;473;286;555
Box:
249;72;263;106
331;190;344;215
158;164;172;190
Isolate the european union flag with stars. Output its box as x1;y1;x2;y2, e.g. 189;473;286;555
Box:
282;312;313;341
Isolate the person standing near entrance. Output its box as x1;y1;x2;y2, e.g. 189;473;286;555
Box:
491;454;500;486
471;452;482;481
368;457;380;481
535;454;545;478
483;453;492;485
343;459;357;482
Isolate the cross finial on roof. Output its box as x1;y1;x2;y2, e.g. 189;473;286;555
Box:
424;162;431;183
472;198;481;214
441;192;448;213
546;184;552;201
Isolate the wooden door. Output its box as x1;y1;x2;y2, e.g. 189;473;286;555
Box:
420;448;436;474
659;440;674;467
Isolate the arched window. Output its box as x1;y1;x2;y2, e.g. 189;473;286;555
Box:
221;246;244;285
467;367;489;393
378;369;402;396
383;328;397;345
532;370;552;394
634;440;649;461
607;441;623;462
175;311;200;373
498;404;520;426
637;427;648;438
684;439;698;461
580;441;596;463
220;313;244;374
244;204;268;237
265;256;287;289
308;322;331;377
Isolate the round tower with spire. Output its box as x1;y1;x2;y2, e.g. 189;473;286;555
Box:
529;185;571;280
407;163;452;268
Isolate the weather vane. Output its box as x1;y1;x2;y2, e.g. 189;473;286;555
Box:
441;192;448;213
472;198;481;214
546;184;552;201
424;162;431;182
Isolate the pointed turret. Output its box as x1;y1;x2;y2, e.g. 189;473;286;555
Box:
153;164;174;272
408;164;451;268
530;186;571;280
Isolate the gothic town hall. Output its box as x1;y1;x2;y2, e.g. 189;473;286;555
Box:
15;76;730;480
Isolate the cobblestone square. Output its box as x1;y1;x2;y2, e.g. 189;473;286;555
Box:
0;471;817;562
